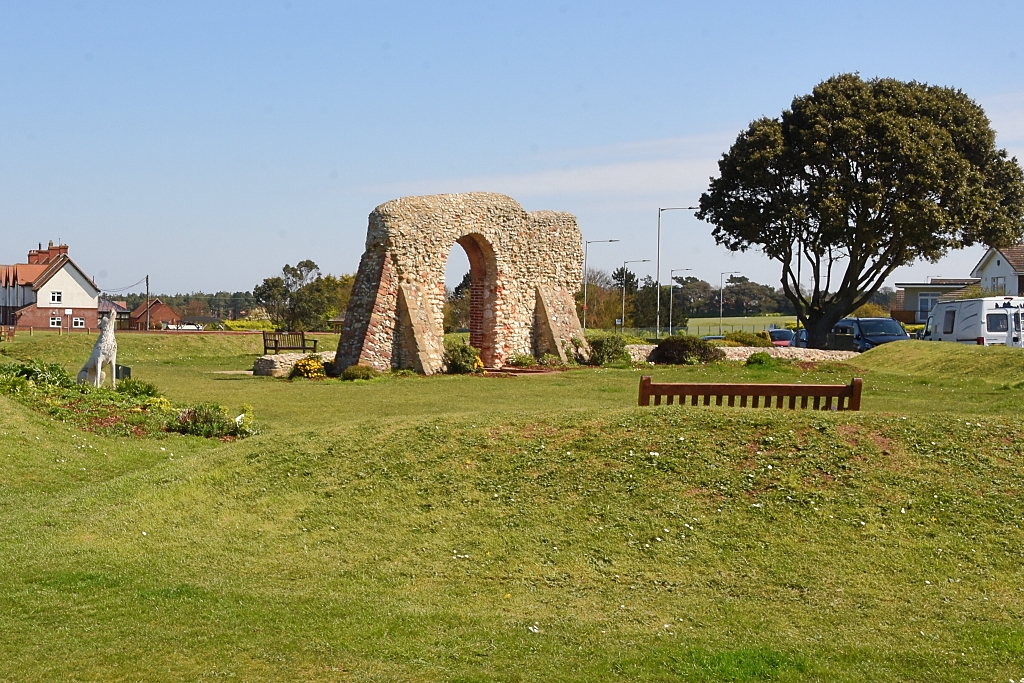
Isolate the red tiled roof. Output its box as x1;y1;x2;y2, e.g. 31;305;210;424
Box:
0;264;48;287
997;245;1024;272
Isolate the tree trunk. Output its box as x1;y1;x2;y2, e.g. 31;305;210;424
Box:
804;317;833;349
804;306;853;349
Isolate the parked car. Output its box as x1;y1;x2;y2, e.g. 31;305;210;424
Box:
768;329;795;347
794;328;808;347
921;297;1024;346
701;335;725;341
829;317;910;352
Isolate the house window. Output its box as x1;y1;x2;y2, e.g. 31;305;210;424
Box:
992;276;1006;294
49;317;62;328
918;292;941;315
72;317;85;328
50;291;62;303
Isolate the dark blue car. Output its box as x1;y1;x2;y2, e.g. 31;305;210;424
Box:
831;317;910;351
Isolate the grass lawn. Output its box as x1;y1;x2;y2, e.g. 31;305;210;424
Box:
0;334;1022;681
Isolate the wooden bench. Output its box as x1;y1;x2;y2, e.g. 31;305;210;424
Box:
262;331;318;355
639;376;862;411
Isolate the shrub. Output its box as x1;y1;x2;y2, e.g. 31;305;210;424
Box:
341;365;381;381
291;356;326;379
143;396;174;412
539;353;564;367
724;330;773;347
9;360;75;388
444;339;483;374
508;353;536;368
0;374;32;394
168;403;256;438
852;302;889;317
651;335;725;365
745;351;778;367
587;334;628;365
223;319;276;331
116;378;161;399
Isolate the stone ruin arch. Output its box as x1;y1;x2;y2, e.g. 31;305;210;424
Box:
334;192;588;375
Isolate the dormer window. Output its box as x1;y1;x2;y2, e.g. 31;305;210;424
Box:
50;291;62;303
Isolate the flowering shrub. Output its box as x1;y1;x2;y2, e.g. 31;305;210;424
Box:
168;403;258;438
444;339;483;374
0;358;256;440
291;356;326;379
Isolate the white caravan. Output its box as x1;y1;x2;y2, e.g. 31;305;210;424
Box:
921;297;1024;347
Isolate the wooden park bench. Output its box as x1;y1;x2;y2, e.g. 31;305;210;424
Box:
638;376;862;411
262;331;318;355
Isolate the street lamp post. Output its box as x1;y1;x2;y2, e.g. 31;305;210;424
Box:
656;206;698;339
668;268;692;336
719;271;740;336
622;259;650;335
583;239;620;332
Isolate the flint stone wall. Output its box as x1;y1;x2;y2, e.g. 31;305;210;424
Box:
624;344;858;364
253;351;337;377
335;192;588;374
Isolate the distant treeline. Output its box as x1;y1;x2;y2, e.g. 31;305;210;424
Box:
116;292;258;320
575;268;897;329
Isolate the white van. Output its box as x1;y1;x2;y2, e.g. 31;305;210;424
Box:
921;297;1024;346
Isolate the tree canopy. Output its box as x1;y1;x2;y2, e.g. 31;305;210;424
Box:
697;74;1024;347
254;261;354;331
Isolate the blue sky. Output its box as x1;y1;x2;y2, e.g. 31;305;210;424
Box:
2;1;1023;294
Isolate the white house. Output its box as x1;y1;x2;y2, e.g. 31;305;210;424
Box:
0;242;101;330
970;245;1024;295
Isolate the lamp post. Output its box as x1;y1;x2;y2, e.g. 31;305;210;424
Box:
583;239;619;332
656;206;698;339
720;271;740;335
621;259;650;335
668;268;692;336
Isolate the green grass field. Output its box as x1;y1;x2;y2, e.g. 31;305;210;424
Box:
1;332;1022;681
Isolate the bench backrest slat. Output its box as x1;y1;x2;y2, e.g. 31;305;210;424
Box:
638;376;862;411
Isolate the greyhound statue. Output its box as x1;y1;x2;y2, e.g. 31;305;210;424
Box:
78;315;118;388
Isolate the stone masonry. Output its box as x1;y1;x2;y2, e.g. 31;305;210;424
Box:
335;192;589;374
254;351;338;377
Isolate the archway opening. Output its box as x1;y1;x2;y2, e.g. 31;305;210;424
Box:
443;234;499;366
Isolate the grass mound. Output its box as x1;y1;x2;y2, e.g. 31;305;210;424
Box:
850;339;1024;383
0;402;1021;679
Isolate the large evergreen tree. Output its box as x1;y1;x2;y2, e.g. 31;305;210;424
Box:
698;74;1024;347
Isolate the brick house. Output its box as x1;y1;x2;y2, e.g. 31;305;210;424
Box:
130;299;181;330
0;242;101;330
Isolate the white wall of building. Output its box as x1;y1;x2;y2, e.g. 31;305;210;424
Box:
35;265;99;309
973;251;1019;294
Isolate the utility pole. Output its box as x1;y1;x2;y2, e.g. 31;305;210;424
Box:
145;275;150;332
656;206;697;339
583;239;619;332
